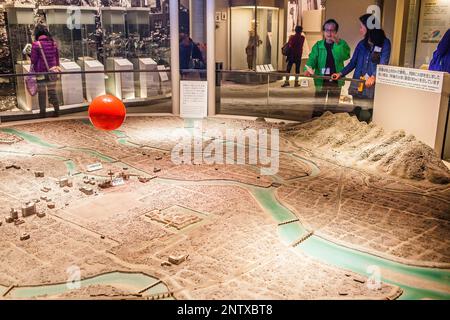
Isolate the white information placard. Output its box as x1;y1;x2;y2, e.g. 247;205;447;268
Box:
256;65;265;72
377;65;444;93
180;81;208;118
158;65;169;81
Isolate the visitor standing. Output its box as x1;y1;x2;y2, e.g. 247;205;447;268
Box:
30;24;60;118
304;19;350;100
282;25;305;87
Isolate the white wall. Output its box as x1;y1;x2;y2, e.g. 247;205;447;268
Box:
215;0;229;69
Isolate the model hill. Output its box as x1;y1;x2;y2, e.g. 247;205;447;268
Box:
287;112;450;184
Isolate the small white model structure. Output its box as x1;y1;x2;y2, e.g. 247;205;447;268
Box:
21;201;36;217
58;177;69;188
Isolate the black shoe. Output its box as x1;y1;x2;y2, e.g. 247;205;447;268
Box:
294;82;300;87
281;82;290;87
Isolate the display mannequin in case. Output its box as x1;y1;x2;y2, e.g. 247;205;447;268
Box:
245;29;262;70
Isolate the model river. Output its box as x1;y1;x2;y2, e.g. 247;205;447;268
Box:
1;124;449;300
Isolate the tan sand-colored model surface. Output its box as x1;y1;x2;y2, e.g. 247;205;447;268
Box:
0;114;448;300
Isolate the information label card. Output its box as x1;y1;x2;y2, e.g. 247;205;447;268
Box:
180;80;208;118
377;65;444;94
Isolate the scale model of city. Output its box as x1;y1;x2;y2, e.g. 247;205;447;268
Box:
0;113;449;299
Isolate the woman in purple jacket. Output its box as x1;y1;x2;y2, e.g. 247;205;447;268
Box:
31;25;60;118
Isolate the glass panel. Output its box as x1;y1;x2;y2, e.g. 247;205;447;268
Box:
0;69;172;120
101;8;127;60
216;70;374;123
255;7;279;71
230;3;280;71
179;0;206;80
230;5;257;70
403;0;420;68
149;0;171;66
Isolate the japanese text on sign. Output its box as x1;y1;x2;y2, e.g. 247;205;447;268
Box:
377;65;444;93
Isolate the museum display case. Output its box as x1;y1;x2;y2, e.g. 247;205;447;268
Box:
126;7;151;60
40;6;97;63
148;0;170;66
101;6;127;60
230;4;280;71
4;3;34;66
39;6;99;108
5;3;35;111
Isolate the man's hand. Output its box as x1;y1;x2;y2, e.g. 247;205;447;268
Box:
365;75;376;88
304;66;314;77
332;34;340;44
331;73;341;80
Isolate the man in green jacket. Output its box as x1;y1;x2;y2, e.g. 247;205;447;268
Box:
304;19;350;100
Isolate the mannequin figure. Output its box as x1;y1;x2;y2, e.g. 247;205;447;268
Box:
245;29;262;70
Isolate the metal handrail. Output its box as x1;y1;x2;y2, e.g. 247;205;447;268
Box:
0;69;171;78
218;69;365;83
0;68;363;83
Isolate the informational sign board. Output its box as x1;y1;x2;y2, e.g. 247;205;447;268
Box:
300;79;309;87
180;81;208;118
377;65;444;94
415;0;450;66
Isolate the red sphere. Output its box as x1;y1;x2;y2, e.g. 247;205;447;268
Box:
88;95;126;131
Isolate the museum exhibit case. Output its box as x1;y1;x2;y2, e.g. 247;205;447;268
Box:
4;3;35;111
101;6;126;60
4;3;34;67
102;7;134;100
126;7;151;60
41;5;90;62
41;6;99;108
229;2;281;71
148;0;171;66
126;7;159;98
